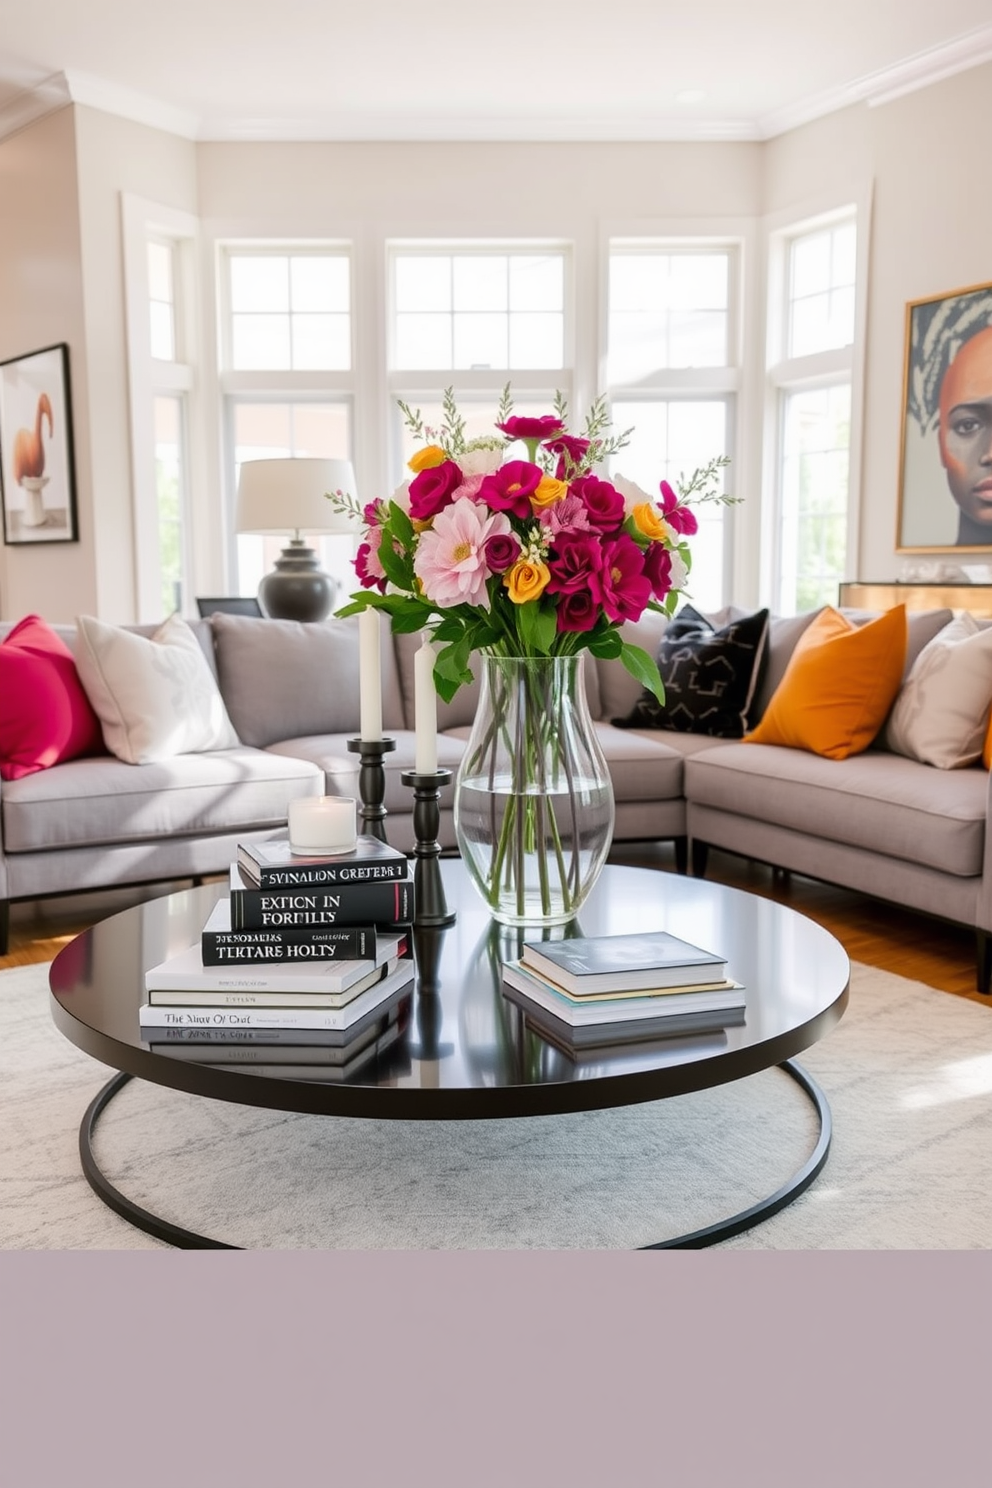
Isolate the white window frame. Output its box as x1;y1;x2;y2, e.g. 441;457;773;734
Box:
122;194;202;622
601;224;753;609
385;239;574;485
762;192;872;613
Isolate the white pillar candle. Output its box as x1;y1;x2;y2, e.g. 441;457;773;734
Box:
359;608;383;742
414;634;438;774
288;796;358;855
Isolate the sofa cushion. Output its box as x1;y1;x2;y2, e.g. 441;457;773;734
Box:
614;604;770;737
74;613;240;764
211;613;406;747
1;746;321;854
686;742;987;877
745;606;907;760
0;614;106;780
591;723;686;803
595;609;670;722
885;613;992;769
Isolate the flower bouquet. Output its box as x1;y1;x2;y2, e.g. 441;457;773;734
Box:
328;388;730;925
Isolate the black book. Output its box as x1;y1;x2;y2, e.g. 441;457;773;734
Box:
201;898;376;966
237;833;408;888
227;865;415;930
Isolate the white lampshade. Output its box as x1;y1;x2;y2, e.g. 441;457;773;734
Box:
235;457;359;537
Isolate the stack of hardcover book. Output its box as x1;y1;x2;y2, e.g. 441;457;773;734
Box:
138;834;416;1061
501;929;745;1053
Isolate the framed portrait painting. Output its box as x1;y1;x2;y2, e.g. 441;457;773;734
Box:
897;281;992;552
0;343;79;545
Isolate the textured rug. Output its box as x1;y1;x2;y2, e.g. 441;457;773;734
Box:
2;960;991;1249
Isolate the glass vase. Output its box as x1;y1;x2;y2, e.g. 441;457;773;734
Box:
453;654;615;928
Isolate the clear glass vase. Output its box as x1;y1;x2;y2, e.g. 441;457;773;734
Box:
453;654;615;928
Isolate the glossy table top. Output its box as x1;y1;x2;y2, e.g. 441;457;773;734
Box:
50;860;849;1119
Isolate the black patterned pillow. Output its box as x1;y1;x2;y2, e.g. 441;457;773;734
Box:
614;604;771;737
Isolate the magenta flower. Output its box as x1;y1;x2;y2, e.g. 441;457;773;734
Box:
592;533;653;623
413;499;512;610
482;531;521;574
659;479;699;536
539;493;593;539
497;415;565;442
409;460;464;522
544;433;591;479
479;460;543;519
355;535;387;593
556;589;599;633
546;531;603;595
643;541;673;601
571;474;626;533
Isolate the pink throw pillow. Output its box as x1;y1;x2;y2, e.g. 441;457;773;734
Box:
0;614;106;780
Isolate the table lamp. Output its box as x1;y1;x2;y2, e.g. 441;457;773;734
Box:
235;457;359;622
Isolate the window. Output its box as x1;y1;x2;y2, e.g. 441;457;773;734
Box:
122;201;199;622
606;243;739;613
219;246;356;598
388;243;570;485
768;210;859;615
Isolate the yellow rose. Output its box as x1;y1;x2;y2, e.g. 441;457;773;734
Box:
530;475;569;511
407;445;447;474
632;503;671;542
503;559;551;605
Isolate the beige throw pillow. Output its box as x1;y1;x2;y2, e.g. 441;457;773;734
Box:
75;613;239;764
883;613;992;769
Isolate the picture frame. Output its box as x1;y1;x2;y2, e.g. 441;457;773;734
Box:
896;281;992;552
0;343;79;545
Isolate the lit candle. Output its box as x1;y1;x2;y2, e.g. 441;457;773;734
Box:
359;608;382;742
414;633;438;775
288;796;358;855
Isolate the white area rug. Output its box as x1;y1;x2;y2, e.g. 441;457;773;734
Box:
2;960;991;1249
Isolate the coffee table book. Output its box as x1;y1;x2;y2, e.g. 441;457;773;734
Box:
145;929;406;996
201;899;377;966
138;961;416;1030
501;960;745;1027
237;833;408;888
502;970;746;1049
520;929;727;994
227;865;415;929
142;984;413;1048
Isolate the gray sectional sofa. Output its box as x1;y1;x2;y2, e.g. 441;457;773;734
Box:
3;603;992;991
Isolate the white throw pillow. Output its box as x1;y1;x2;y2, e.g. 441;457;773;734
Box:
74;613;240;764
884;613;992;769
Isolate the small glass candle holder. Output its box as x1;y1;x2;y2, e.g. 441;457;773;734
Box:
288;795;358;855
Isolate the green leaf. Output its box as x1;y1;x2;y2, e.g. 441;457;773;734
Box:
516;601;557;655
588;629;623;659
388;501;415;546
619;641;665;704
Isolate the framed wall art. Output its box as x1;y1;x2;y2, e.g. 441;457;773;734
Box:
897;281;992;552
0;343;79;545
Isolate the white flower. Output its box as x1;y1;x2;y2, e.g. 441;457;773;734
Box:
612;472;653;518
459;444;505;477
669;551;689;591
390;481;412;514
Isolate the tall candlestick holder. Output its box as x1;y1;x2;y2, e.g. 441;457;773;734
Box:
347;736;396;844
401;768;456;928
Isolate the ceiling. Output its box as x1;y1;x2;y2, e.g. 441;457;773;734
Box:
1;1;991;145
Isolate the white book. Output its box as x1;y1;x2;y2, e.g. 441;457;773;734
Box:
502;961;745;1027
144;929;406;996
139;963;416;1031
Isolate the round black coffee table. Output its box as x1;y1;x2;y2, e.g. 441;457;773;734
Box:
49;860;849;1249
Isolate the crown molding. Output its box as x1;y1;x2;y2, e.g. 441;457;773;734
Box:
0;72;71;142
195;113;759;144
757;23;992;139
61;69;199;139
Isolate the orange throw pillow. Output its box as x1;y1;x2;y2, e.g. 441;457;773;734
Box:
744;605;908;760
983;710;992;771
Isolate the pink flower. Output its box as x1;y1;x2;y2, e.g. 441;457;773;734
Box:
659;479;699;536
451;473;486;503
592;533;652;623
409;460;464;521
413;499;512;610
556;589;599;633
496;415;565;442
356;533;387;592
544;433;591;479
539;493;593;538
479;460;543;519
546;532;603;596
482;531;521;574
643;542;673;601
571;474;626;534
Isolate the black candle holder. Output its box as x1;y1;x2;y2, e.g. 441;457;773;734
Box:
347;736;396;844
400;768;456;928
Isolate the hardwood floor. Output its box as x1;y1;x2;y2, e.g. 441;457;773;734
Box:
2;848;990;1009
